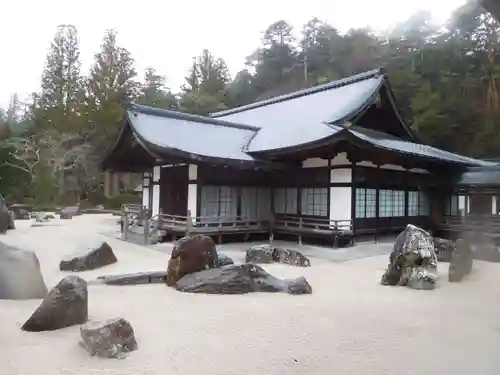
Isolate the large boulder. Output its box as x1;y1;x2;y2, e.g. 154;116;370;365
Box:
434;237;455;262
97;271;167;285
245;244;311;267
22;276;88;332
175;263;312;295
60;241;117;271
0;243;47;299
217;253;234;266
449;238;473;282
166;234;218;286
80;318;138;359
381;224;438;290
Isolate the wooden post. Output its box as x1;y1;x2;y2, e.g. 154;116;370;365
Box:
186;210;193;237
122;210;129;240
333;220;339;248
298;216;303;245
143;216;149;245
268;213;275;245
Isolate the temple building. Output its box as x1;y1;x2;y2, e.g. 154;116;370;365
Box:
102;69;497;244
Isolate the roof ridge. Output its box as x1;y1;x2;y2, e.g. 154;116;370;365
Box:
211;68;384;118
129;104;260;131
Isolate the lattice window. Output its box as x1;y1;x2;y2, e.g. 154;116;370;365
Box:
355;188;366;218
408;191;419;217
241;187;258;220
200;185;237;220
418;191;430;216
273;188;297;214
301;188;328;217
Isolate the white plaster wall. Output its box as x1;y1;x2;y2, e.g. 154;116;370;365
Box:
152;166;161;216
330;169;352;184
355;161;429;174
458;196;465;210
331;152;351;166
302;158;328;168
329;168;352;221
142;176;150;210
330;187;351;221
188;165;198;180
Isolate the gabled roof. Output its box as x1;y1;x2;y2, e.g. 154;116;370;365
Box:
482;0;500;19
458;165;500;186
212;69;418;153
102;71;495;170
111;104;259;166
347;126;496;167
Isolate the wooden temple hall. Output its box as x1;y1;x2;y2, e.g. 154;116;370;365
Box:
102;69;500;245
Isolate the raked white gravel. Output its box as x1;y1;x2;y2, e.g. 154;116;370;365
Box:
1;214;500;375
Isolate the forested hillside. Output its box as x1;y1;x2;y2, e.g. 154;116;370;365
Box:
0;2;498;204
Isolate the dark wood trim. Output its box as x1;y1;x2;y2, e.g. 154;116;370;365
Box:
330;165;352;169
196;183;201;217
236;187;242;218
351;165;357;233
330;182;352;188
375;165;380;240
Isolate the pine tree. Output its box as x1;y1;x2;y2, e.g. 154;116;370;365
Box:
137;68;178;109
38;25;83;132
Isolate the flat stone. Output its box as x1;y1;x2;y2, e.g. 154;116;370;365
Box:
80;318;137;359
0;243;47;299
97;271;167;285
175;263;312;295
60;206;80;219
22;275;88;332
60;241;117;271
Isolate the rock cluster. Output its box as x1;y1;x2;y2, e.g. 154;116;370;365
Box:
381;224;438;290
165;235;312;295
245;244;311;267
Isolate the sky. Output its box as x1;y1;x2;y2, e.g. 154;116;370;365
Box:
0;0;468;109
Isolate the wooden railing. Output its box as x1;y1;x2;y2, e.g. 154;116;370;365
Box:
273;215;352;233
438;215;500;234
119;207;354;247
159;212;268;234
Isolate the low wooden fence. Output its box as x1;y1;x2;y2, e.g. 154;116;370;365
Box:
437;215;500;235
119;208;354;247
